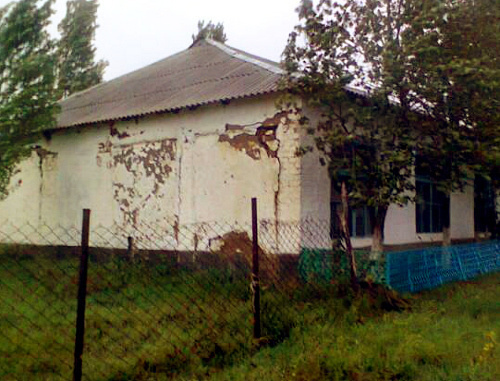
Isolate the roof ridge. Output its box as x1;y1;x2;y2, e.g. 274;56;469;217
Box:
57;39;283;129
205;39;283;75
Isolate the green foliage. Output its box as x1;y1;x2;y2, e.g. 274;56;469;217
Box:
0;0;58;199
192;20;227;44
405;0;500;194
57;0;107;97
298;248;376;284
284;0;500;248
283;0;419;254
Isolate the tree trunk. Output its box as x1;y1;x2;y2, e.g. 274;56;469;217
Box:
371;226;383;258
339;181;359;292
369;206;388;261
442;226;451;246
442;196;451;246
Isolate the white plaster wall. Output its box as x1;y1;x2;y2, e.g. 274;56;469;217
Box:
0;153;41;229
384;185;475;245
0;93;478;251
384;203;418;245
298;103;476;249
299;104;372;249
298;104;332;249
0;94;303;251
450;184;475;239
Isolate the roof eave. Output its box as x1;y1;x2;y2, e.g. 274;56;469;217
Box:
54;89;283;131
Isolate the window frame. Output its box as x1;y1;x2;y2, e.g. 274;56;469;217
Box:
415;176;448;234
330;200;372;238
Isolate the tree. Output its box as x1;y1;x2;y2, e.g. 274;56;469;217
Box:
0;0;58;199
58;0;106;98
403;0;500;244
283;0;417;265
192;20;227;44
285;0;499;259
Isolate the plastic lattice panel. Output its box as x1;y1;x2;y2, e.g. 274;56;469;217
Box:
386;241;500;293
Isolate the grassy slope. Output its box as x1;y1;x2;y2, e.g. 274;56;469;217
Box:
0;251;256;380
0;248;498;380
208;274;499;381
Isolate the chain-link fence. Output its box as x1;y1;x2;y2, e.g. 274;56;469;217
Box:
0;208;349;380
1;207;499;380
0;223;81;380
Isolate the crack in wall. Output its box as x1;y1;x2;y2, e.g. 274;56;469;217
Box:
176;129;189;244
35;147;58;224
274;140;282;251
217;111;292;249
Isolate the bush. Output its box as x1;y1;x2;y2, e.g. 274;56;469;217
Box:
298;248;380;284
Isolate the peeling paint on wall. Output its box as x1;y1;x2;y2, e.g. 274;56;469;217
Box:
111;139;177;228
98;140;113;154
109;125;131;139
96;139;113;168
217;111;288;160
218;132;265;160
113;139;176;187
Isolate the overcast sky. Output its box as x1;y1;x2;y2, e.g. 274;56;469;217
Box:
0;0;301;81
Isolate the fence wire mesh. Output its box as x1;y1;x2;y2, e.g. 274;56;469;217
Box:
386;240;500;293
0;219;339;380
0;218;498;380
0;222;80;380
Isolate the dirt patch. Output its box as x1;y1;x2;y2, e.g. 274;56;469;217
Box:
211;231;281;285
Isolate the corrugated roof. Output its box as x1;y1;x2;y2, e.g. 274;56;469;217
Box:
56;39;284;129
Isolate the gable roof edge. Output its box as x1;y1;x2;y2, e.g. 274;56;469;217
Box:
205;39;284;75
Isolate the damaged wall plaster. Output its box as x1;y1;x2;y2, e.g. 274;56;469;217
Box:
217;111;289;160
35;147;58;223
0;96;312;252
112;139;177;227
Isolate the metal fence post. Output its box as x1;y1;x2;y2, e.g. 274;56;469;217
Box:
73;209;91;381
251;198;261;339
127;236;135;261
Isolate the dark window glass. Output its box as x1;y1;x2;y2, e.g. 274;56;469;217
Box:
475;177;496;233
416;177;448;233
330;201;371;238
352;206;371;237
330;201;341;238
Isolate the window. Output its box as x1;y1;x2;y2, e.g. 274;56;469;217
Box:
350;206;372;237
415;177;449;233
474;177;496;233
330;200;371;238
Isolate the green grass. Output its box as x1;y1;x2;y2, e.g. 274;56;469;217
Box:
0;245;498;380
208;275;500;381
0;247;254;380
